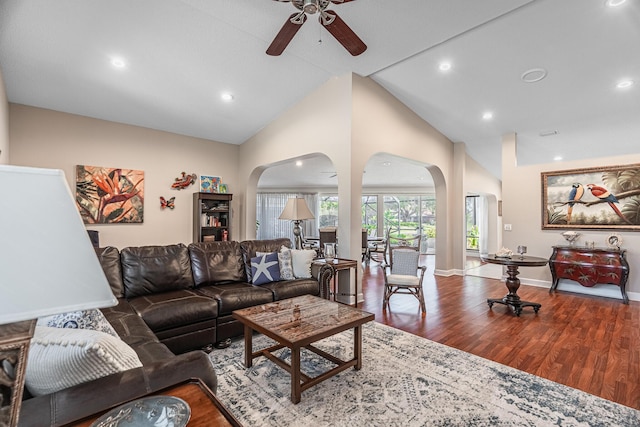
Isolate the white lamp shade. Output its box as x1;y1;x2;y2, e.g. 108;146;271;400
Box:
278;197;314;221
0;165;117;325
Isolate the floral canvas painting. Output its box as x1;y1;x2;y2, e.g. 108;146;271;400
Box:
542;163;640;230
76;165;144;224
200;175;221;193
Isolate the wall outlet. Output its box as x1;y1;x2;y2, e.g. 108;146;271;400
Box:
504;224;512;231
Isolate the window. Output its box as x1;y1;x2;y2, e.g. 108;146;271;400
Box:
319;194;338;227
256;193;317;241
466;196;480;251
361;194;435;253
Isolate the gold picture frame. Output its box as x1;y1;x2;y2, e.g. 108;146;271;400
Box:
541;163;640;230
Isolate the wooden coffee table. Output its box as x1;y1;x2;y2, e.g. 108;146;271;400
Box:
232;295;374;403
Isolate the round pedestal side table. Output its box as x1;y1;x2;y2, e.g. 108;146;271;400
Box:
480;254;548;317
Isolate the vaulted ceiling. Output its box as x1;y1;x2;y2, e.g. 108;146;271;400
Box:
1;0;638;185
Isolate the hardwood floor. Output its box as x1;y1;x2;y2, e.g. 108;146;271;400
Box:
357;256;640;410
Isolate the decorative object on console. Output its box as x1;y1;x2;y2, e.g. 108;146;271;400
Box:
170;172;197;190
561;230;580;246
199;175;221;193
160;196;176;209
219;183;228;194
606;233;622;249
0;165;117;427
495;247;513;258
542;163;640;230
279;197;315;250
516;245;527;259
76;165;145;224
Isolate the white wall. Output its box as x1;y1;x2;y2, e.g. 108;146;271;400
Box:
0;67;9;164
9;104;240;248
502;133;640;300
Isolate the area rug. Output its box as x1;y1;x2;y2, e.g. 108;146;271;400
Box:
209;322;639;426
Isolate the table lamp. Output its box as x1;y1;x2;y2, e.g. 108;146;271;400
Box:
0;165;117;426
278;197;314;249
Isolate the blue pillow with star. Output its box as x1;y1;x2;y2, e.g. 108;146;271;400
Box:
251;252;281;285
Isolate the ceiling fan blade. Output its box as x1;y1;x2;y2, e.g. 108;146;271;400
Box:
321;10;366;56
331;0;357;3
266;13;307;56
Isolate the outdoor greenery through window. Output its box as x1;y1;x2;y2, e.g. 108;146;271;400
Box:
466;195;480;251
319;195;339;227
363;194;436;253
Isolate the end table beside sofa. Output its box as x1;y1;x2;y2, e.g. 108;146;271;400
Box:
19;238;333;427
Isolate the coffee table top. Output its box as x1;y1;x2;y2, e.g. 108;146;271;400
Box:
232;295;374;347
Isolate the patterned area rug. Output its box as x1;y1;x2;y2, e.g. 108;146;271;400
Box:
209;322;639;426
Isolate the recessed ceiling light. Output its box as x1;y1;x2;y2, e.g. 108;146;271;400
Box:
439;62;452;72
295;160;303;167
553;156;563;161
521;68;547;83
605;0;627;7
382;161;391;167
616;80;634;89
110;58;126;68
482;112;493;120
221;93;234;101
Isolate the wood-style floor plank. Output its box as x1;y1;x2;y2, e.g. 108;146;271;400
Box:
358;256;640;410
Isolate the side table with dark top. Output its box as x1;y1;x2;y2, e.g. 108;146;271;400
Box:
65;378;242;427
481;254;549;316
313;258;358;306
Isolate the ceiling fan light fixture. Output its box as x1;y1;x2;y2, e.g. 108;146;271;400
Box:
303;0;319;14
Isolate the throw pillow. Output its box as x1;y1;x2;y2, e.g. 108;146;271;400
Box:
37;309;118;338
251;252;281;285
278;245;295;280
291;249;316;279
25;326;142;396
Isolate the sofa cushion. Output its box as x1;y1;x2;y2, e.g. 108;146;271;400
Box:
197;283;274;315
188;241;246;286
25;326;142;396
278;245;295;280
251;252;281;285
240;238;292;281
37;309;118;338
291;249;316;278
127;289;218;332
260;278;320;301
121;244;194;298
95;246;125;298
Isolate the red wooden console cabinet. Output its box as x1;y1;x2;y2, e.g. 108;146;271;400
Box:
549;245;629;304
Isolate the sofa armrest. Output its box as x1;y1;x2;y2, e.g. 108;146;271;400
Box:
19;351;217;427
312;263;334;300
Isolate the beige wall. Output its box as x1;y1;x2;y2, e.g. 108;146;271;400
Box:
9;104;239;248
240;73;502;302
0;67;8;164
502;133;640;300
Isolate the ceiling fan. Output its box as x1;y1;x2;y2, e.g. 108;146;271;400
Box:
267;0;367;56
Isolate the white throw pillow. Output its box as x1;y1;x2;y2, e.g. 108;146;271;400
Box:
291;249;316;279
25;326;142;396
37;309;118;338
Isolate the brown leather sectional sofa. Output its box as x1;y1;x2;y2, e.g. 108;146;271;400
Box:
19;238;333;426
